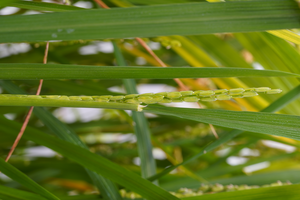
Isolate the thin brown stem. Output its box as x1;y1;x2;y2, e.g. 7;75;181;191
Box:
4;42;49;162
94;0;110;9
135;38;189;90
135;37;167;67
93;0;218;138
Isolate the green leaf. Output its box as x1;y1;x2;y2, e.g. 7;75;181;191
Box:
113;41;157;181
0;117;179;200
147;84;300;181
144;105;300;140
209;170;300;186
8;1;84;12
268;29;300;45
181;184;300;200
0;158;59;200
0;185;47;200
0;0;18;7
1;0;300;43
0;80;123;200
0;63;298;79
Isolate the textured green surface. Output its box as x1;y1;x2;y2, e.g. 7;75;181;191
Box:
145;105;300;140
0;185;47;200
0;116;179;200
8;1;84;12
0;64;297;79
114;41;157;181
0;80;123;200
0;158;59;200
1;0;300;43
147;84;300;182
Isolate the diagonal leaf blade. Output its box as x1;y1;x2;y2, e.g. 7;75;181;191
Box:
0;158;59;200
0;116;179;200
147;84;300;181
144;105;300;141
0;185;47;200
0;0;19;7
182;184;300;200
0;80;123;200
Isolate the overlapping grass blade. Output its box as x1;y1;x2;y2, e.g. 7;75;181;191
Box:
209;170;300;186
161;152;296;191
0;94;140;110
1;0;300;43
145;106;300;143
0;116;179;200
235;32;300;113
147;84;300;181
0;185;47;200
113;42;157;182
0;80;123;200
0;64;298;79
268;30;300;45
8;1;84;12
0;158;59;200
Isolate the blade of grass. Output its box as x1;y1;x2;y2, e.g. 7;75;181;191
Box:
209;170;300;186
1;1;300;43
0;64;298;79
145;107;300;146
235;32;300;113
113;41;157;182
0;185;47;200
8;1;84;12
0;80;123;200
260;32;300;74
0;158;59;200
268;29;300;45
161;152;297;191
0;116;179;200
146;84;300;182
0;0;18;7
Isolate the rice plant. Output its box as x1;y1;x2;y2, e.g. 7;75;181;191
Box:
0;0;300;199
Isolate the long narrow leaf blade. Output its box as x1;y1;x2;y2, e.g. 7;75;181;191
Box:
1;0;300;43
0;80;123;200
0;64;298;79
268;30;300;45
0;158;59;200
8;1;84;12
144;105;300;141
0;0;18;7
147;84;300;182
0;185;47;200
0;117;179;200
